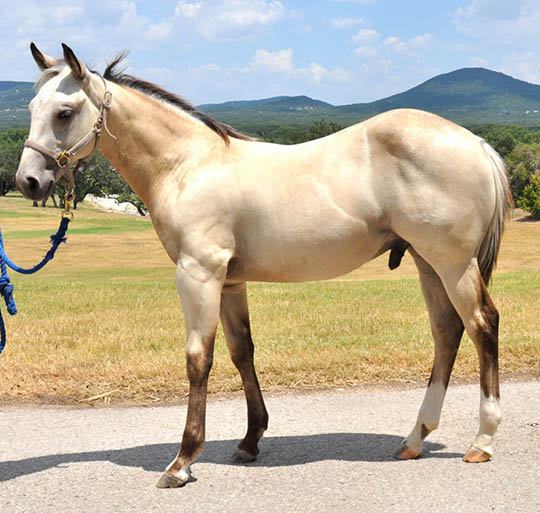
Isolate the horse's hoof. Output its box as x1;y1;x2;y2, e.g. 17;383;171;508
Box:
232;447;257;463
156;470;189;488
393;444;421;460
463;446;492;463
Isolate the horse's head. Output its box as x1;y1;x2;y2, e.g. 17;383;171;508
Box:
16;43;106;200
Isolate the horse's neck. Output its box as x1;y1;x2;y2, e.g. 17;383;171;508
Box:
98;83;222;211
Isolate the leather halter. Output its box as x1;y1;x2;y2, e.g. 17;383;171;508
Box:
23;77;116;188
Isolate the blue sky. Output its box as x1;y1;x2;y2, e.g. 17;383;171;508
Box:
1;1;540;105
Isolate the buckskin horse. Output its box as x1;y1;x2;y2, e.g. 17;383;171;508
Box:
15;44;512;488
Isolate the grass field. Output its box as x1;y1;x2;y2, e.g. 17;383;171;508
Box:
0;193;539;405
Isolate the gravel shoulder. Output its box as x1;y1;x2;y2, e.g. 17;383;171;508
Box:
1;381;539;513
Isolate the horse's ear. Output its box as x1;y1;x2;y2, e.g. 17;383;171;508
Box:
62;43;88;81
30;43;57;71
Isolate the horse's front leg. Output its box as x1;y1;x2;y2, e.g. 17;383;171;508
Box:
157;254;227;488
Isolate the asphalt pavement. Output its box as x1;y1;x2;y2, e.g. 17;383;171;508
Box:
1;381;539;513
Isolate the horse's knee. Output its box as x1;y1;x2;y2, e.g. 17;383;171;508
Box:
185;339;214;384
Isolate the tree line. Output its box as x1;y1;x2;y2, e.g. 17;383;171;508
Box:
1;120;540;219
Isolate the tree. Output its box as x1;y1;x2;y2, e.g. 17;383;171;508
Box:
307;119;343;140
63;152;148;215
518;174;540;220
259;119;344;144
0;128;27;195
470;125;540;158
504;143;540;202
57;152;127;207
115;191;148;216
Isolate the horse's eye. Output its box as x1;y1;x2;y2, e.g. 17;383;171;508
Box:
57;110;73;120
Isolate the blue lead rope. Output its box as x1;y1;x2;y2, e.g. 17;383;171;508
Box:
0;216;70;354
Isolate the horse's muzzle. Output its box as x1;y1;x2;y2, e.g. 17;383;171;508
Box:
15;171;54;201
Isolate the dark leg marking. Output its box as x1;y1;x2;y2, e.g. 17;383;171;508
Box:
221;284;268;461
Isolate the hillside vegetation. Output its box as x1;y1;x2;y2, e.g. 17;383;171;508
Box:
5;67;540;130
200;67;540;133
0;81;33;129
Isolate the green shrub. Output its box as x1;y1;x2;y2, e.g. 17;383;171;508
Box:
518;174;540;220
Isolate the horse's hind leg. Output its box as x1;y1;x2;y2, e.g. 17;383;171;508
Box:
395;250;464;459
437;259;501;462
220;283;269;462
405;254;501;462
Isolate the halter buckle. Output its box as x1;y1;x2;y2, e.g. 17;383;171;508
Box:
55;151;72;168
103;91;113;109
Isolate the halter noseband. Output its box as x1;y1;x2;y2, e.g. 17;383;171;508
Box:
24;77;116;188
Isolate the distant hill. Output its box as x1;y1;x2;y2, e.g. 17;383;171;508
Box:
0;81;33;129
334;68;540;126
199;95;335;130
4;68;540;131
198;68;540;132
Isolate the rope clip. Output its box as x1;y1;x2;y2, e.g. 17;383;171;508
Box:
62;189;75;220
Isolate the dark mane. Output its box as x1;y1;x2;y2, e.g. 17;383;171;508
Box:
103;53;252;145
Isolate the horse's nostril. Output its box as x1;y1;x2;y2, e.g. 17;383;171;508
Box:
26;176;40;195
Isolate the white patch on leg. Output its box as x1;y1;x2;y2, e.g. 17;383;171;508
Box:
472;393;501;455
404;381;447;452
418;381;447;431
165;458;191;485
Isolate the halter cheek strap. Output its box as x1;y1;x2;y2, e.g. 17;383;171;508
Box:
24;78;116;188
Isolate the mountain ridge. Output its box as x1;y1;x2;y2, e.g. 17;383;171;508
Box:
198;67;540;130
3;67;540;130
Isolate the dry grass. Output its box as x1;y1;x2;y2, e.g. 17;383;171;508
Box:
0;194;539;405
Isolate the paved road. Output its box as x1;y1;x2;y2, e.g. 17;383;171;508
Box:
1;381;539;513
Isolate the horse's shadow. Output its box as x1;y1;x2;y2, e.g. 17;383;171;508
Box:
1;433;462;482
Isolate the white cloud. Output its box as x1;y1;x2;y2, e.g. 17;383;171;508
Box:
249;48;294;73
128;0;286;44
408;34;434;48
243;48;350;85
384;33;434;54
189;62;222;77
0;1;151;78
200;0;285;40
354;46;378;58
331;0;379;4
501;51;540;84
307;63;350;84
383;36;399;47
200;63;221;72
331;17;366;29
175;1;202;19
455;0;527;22
470;56;488;67
454;1;540;38
309;62;326;83
49;5;85;24
352;29;379;43
451;1;540;85
146;21;174;41
116;2;148;35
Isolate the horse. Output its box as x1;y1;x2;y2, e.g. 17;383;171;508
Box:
16;43;513;488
